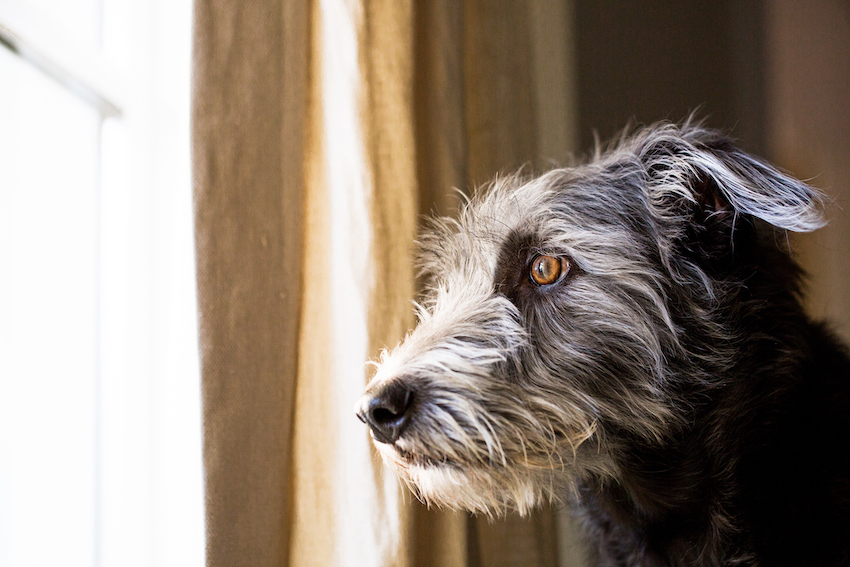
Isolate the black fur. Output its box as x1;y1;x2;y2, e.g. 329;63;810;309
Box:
575;128;850;566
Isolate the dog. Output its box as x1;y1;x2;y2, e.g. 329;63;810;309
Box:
355;122;850;566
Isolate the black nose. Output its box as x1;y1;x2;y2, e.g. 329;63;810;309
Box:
356;381;415;444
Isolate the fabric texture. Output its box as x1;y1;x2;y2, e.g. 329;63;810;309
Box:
193;1;579;566
193;2;309;565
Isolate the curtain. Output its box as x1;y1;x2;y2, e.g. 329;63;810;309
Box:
193;1;581;566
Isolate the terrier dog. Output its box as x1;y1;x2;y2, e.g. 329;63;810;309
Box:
355;123;850;566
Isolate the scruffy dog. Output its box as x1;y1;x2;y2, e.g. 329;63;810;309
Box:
355;123;850;566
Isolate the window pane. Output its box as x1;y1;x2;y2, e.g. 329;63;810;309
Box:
0;47;100;567
16;0;102;49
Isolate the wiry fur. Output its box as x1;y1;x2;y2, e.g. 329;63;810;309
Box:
356;122;850;566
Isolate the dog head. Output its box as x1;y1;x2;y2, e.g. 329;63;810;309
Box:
355;122;825;515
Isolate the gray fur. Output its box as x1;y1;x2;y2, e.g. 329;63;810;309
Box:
356;122;847;566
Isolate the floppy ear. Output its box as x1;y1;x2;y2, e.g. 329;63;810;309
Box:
636;123;826;234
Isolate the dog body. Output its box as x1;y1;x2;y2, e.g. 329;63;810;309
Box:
356;123;850;566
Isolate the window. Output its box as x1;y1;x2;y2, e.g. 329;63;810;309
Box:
0;1;203;565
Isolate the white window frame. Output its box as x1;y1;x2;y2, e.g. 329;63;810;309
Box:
0;1;204;565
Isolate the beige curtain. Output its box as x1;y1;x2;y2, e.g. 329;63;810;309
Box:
193;1;580;566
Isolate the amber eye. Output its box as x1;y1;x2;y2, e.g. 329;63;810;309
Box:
530;254;569;286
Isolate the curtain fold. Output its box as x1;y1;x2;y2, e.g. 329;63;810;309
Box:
289;0;416;564
193;1;580;566
193;2;309;565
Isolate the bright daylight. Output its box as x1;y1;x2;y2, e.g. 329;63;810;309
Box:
0;0;203;565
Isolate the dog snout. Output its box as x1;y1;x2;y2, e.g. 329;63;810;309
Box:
356;381;415;444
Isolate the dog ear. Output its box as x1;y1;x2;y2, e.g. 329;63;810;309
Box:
637;124;826;234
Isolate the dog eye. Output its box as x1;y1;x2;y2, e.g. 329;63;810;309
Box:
529;255;570;286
